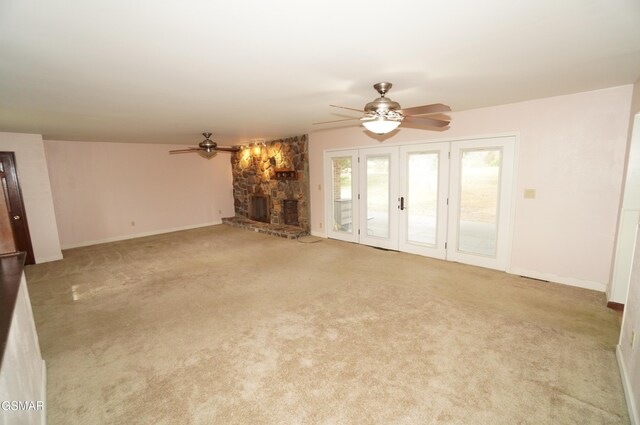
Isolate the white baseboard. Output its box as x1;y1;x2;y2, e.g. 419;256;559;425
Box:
60;221;223;250
508;267;606;292
41;359;47;425
617;345;638;425
310;230;327;238
35;254;63;264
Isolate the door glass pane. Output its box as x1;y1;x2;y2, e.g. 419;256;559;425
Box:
366;155;390;238
407;152;438;246
331;157;353;232
458;148;501;257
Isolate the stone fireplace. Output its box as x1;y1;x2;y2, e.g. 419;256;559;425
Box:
224;135;310;237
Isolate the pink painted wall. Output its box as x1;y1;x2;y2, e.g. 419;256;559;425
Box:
44;140;235;248
309;85;633;291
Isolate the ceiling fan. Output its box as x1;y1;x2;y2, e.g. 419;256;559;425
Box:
314;82;451;134
169;133;241;158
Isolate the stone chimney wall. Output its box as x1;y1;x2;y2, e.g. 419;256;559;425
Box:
230;135;310;231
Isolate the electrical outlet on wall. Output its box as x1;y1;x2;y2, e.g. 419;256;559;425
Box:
319;222;323;229
131;221;135;227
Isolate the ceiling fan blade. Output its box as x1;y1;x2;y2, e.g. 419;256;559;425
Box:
169;148;201;154
313;117;361;125
404;115;451;128
420;113;451;121
400;103;451;116
329;104;365;113
215;146;241;152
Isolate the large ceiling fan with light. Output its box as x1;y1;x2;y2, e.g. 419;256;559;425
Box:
169;133;240;158
314;82;451;134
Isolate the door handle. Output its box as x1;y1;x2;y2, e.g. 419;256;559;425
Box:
399;197;405;211
13;215;20;220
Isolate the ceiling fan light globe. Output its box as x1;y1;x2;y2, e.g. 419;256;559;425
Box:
199;149;217;159
362;118;401;135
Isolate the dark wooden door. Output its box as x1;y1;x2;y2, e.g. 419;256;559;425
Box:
0;152;35;264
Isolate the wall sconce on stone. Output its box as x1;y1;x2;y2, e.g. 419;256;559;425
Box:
238;145;253;170
250;139;266;157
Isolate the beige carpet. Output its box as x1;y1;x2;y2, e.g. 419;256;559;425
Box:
25;225;629;424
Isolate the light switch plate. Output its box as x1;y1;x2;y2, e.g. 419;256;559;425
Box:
524;189;536;199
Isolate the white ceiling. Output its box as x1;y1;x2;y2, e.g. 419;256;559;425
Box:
1;0;639;146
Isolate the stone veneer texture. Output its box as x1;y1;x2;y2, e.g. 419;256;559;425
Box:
230;135;310;231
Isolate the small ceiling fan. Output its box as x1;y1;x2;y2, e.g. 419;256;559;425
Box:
170;133;240;158
314;82;451;134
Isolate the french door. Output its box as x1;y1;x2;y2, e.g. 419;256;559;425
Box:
447;138;515;270
325;150;359;243
325;136;515;271
358;146;399;250
398;143;450;259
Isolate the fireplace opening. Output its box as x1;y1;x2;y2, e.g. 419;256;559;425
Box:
283;200;299;226
250;195;269;223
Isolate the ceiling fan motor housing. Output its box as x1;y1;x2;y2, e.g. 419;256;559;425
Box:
199;139;217;150
364;97;402;114
364;82;402;118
